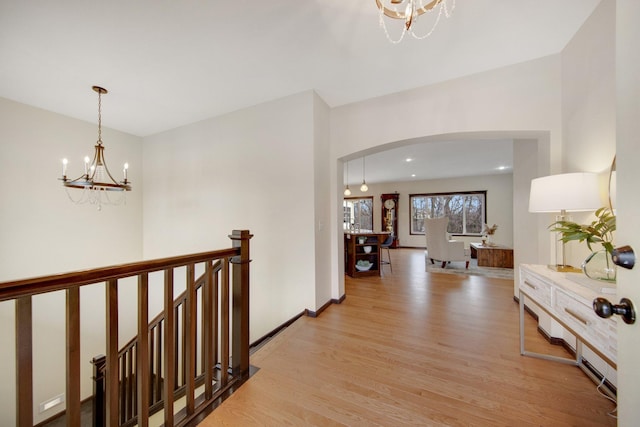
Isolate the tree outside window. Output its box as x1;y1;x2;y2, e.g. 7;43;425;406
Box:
410;191;486;235
343;197;373;231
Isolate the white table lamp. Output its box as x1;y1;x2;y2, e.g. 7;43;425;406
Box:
529;172;602;272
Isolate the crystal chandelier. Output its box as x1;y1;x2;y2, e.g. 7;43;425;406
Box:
375;0;455;44
60;86;131;209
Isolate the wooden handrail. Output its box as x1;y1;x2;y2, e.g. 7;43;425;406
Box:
5;229;252;427
0;248;238;301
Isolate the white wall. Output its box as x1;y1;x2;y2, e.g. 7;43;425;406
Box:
0;97;143;425
330;55;563;299
313;94;333;309
330;55;563;161
513;139;543;293
142;91;321;341
0;98;143;279
346;173;513;249
560;0;616;269
562;0;616;174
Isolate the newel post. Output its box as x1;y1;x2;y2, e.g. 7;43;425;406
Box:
92;354;106;427
229;229;252;377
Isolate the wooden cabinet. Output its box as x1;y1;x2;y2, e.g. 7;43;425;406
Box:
380;193;399;248
344;233;388;277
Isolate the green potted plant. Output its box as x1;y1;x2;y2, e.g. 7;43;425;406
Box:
549;207;616;281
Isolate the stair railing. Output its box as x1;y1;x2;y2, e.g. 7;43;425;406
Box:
92;259;224;426
0;229;252;427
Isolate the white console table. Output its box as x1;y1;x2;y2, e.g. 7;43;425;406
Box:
518;264;617;392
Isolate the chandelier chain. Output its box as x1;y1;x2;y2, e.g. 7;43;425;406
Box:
97;89;102;145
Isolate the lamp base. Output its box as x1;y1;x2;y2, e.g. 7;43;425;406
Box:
547;264;582;274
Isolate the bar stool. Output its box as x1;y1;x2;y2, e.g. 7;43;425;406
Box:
380;234;394;272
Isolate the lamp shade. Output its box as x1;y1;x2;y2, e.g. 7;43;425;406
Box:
529;172;601;213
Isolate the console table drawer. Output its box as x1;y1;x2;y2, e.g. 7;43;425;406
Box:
555;289;594;332
555;288;617;362
520;271;552;308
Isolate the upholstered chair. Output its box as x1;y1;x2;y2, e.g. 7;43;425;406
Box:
424;217;470;269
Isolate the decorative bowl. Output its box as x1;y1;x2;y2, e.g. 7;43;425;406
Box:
355;261;372;271
363;246;372;253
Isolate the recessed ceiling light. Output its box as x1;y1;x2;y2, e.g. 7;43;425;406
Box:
496;166;509;170
411;174;416;177
406;158;413;162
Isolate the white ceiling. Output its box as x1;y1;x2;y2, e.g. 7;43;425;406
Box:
0;0;600;182
345;138;514;186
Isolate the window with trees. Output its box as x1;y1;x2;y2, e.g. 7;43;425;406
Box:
343;197;374;231
410;191;486;235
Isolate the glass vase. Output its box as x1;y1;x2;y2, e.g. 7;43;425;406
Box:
582;250;616;283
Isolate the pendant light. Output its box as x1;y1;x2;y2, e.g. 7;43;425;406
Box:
360;156;368;192
344;160;352;196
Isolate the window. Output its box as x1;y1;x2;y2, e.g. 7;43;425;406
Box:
343;197;374;231
410;191;486;235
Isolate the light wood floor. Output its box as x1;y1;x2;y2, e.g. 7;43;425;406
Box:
201;249;616;426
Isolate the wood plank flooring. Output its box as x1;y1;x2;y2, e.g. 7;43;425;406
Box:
201;249;617;426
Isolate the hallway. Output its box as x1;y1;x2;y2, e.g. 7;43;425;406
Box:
202;249;616;426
